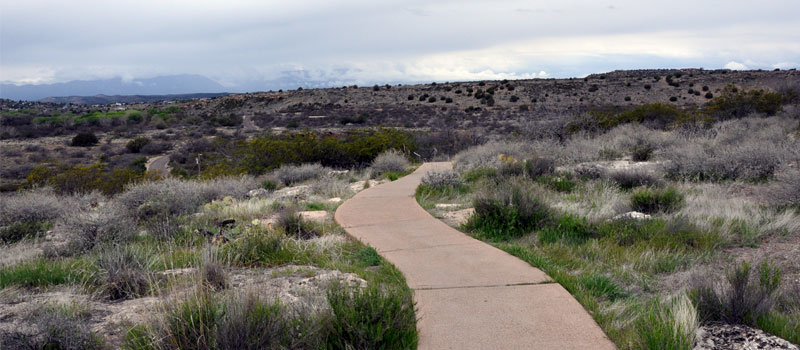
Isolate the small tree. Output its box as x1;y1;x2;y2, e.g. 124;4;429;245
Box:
71;133;99;147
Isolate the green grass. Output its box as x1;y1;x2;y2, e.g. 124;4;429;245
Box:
630;187;684;214
0;220;51;243
0;258;96;288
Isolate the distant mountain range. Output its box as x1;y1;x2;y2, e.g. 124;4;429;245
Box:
0;74;227;101
37;93;230;105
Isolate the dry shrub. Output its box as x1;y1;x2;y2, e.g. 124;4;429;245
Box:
276;206;320;240
453;141;533;172
421;169;463;188
273;163;330;185
96;246;153;300
0;305;105;350
370;149;409;175
200;247;229;291
765;168;800;208
605;169;661;189
55;203;135;252
0;189;67;226
117;177;255;220
310;175;353;198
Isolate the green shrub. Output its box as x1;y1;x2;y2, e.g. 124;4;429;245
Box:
126;137;151;153
222;230;286;266
71;132;99;147
691;260;782;326
261;178;279;191
705;85;793;119
327;283;418;350
606;170;661;190
630;187;684;214
631;144;654;161
0;220;50;243
467;184;552;240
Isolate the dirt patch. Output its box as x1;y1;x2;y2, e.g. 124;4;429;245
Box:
440;208;475;227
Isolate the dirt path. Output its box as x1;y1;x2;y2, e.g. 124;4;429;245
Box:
335;162;615;349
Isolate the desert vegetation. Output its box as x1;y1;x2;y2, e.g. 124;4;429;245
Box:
0;156;418;348
421;107;800;348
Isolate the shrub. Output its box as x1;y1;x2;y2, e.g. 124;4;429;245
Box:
765;169;800;208
705;85;791;119
630;187;684;214
276;206;319;240
0;220;51;243
453;141;532;172
370;149;409;175
635;294;698;350
420;169;463;188
141;141;172;155
71;132;98;147
310;175;352;198
327;283;418;350
216;293;316;349
126;136;151;153
631;144;654;161
691;260;782;326
55;203;136;252
535;175;576;193
201;248;229;291
467;184;552;240
663;140;780;182
273;163;329;185
0;189;66;226
261;178;279;192
96;246;153;300
606;169;661;190
498;158;554;179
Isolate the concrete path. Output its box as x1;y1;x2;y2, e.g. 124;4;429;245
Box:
335;162;616;350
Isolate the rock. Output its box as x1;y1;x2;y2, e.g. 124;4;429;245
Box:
693;324;798;350
441;208;475;227
248;188;270;198
272;185;311;201
613;211;652;221
326;197;342;203
328;170;349;175
435;203;462;210
299;210;328;223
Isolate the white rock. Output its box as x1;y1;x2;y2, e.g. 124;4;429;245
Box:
435;203;462;210
613;211;652;221
299;210;328;223
326;197;342;203
247;188;270;198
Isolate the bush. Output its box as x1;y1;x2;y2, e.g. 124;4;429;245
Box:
630;187;684;214
466;184;552;240
631;144;654;161
705;85;792;119
453;142;533;172
765;169;800;208
420;169;463;188
126;136;151;153
71;132;98;147
273;163;329;186
141;141;172;155
663;140;780;182
691;260;782;326
96;246;153;300
201;248;229;291
370;149;409;175
356;247;382;266
221;230;284;266
310;175;352;198
276;206;319;240
535;175;576;193
55;203;136;252
327;283;418;350
0;189;65;229
606;169;661;190
498;158;554;179
0;220;51;243
216;293;317;349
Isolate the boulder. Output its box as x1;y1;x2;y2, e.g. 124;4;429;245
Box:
613;211;652;221
299;210;328;223
247;188;270;198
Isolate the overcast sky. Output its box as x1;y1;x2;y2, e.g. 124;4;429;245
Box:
2;0;799;88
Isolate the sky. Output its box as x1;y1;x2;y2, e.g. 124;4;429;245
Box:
2;0;800;90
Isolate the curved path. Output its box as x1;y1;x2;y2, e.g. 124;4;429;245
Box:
335;162;615;349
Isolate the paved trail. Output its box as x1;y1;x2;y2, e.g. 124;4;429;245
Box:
335;162;616;350
145;155;170;173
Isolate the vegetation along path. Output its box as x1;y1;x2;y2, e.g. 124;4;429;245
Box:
335;162;616;349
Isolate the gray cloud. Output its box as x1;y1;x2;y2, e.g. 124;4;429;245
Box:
1;0;799;88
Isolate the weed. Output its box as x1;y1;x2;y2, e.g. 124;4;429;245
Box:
0;258;94;288
356;247;382;266
635;295;698;350
96;246;153;300
538;215;595;245
578;273;627;300
276;206;320;240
